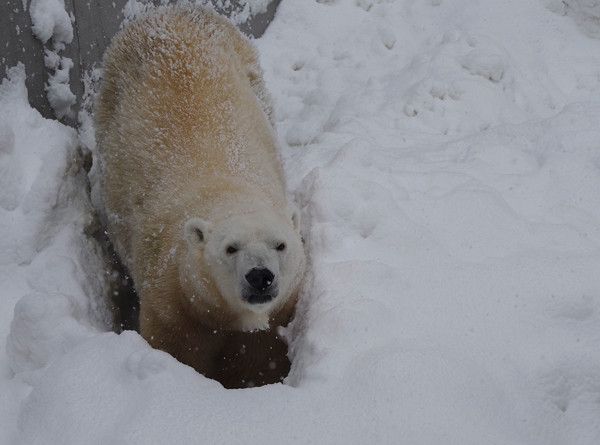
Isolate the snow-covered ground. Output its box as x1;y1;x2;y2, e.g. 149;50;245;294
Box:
2;0;600;443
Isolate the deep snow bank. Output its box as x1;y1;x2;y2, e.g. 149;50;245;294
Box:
0;64;109;443
1;0;600;444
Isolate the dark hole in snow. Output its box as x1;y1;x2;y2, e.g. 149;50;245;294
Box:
92;226;140;333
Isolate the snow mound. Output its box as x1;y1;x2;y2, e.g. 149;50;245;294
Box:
0;65;107;403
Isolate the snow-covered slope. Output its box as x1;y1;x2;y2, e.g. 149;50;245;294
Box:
1;0;599;443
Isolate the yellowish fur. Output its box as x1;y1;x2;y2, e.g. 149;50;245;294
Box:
95;6;305;388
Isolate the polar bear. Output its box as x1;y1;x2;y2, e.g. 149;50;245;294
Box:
94;6;306;388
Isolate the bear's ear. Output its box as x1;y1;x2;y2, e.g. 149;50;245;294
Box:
184;218;212;248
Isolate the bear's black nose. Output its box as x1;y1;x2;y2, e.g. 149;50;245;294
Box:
245;268;274;291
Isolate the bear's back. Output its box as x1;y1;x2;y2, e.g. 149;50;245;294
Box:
95;6;286;246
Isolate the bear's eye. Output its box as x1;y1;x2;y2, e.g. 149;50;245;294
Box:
276;242;286;252
226;245;238;255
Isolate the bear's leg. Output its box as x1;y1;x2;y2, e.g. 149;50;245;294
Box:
215;330;291;389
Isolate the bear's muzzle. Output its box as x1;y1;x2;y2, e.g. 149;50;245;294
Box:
244;268;278;304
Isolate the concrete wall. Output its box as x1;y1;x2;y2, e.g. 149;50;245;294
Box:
1;0;280;126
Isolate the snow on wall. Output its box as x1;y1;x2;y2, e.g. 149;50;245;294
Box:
28;0;76;120
121;0;277;27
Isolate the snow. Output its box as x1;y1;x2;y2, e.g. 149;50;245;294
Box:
122;0;273;27
29;0;73;45
29;0;76;119
1;0;600;443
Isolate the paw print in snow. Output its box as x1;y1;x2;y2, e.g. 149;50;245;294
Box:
403;80;462;117
461;50;507;83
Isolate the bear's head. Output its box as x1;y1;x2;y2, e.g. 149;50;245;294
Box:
182;209;305;331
